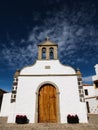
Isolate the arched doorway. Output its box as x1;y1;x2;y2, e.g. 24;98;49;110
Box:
38;84;57;123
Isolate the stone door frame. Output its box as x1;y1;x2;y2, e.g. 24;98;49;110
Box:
35;81;60;123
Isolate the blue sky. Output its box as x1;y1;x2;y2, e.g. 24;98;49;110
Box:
0;0;98;92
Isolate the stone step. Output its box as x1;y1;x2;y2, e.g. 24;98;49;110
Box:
0;114;98;130
0;123;98;130
88;114;98;124
0;117;7;124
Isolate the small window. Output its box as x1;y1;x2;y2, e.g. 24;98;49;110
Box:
50;47;54;59
84;89;88;95
42;48;46;59
94;81;98;88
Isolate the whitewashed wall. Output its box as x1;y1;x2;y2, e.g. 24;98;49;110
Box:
92;64;98;96
83;85;98;114
7;60;87;123
83;85;95;98
20;60;76;75
85;98;98;114
91;64;98;113
1;60;87;123
0;93;11;117
8;76;87;123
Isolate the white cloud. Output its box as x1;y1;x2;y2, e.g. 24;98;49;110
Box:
20;39;26;43
28;31;37;42
26;5;98;66
75;28;84;36
1;42;37;69
1;2;98;69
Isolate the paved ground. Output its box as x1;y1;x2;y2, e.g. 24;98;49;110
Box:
0;123;98;130
0;114;98;130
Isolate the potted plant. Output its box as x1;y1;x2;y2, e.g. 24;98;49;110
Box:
67;114;79;123
15;115;29;124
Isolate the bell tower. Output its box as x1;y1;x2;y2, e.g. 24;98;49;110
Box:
38;37;58;60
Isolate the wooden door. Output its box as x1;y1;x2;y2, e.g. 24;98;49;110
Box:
38;84;57;123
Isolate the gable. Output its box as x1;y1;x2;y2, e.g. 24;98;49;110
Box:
20;60;76;75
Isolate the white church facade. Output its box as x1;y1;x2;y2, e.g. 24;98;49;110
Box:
0;38;88;123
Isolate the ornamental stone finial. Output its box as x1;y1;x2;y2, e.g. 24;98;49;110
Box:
76;68;82;75
45;36;50;41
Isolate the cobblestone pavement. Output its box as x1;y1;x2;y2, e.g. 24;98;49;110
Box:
0;114;98;130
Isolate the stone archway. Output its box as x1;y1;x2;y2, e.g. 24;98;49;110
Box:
35;82;60;123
